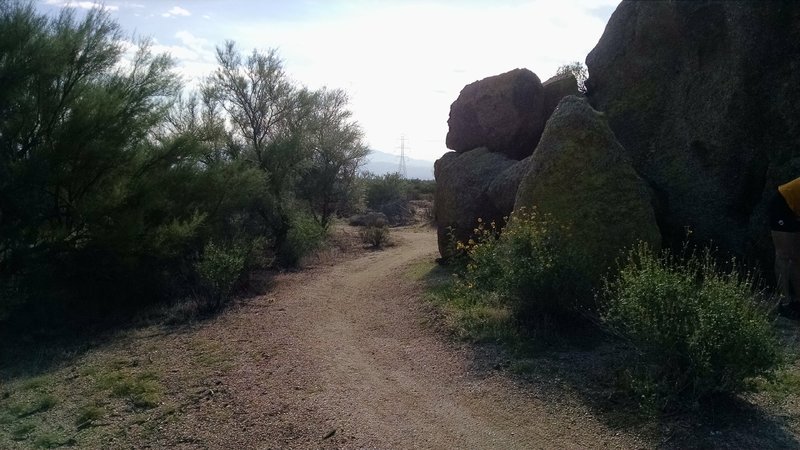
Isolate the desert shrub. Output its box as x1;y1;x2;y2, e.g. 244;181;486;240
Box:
363;173;412;224
365;172;407;207
0;4;271;318
459;208;591;322
406;178;435;201
280;211;328;266
600;242;782;407
496;211;591;321
244;235;274;270
360;225;390;248
348;212;388;228
434;280;519;344
0;2;380;331
196;240;247;308
0;277;23;321
455;208;592;323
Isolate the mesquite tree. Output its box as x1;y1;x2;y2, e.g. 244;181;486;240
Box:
0;3;265;313
298;88;369;227
205;43;368;231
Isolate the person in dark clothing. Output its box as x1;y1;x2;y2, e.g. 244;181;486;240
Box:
770;177;800;318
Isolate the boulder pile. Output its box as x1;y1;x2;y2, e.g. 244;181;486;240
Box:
435;0;800;272
584;0;800;265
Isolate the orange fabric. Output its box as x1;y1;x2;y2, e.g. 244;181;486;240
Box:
779;177;800;216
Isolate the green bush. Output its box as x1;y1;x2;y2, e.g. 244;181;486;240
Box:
455;209;592;322
196;240;247;308
0;3;370;322
0;4;271;317
360;225;390;248
406;178;435;201
280;212;328;266
363;173;412;224
600;242;782;406
365;172;407;208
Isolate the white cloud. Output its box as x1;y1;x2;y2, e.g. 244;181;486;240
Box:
45;0;119;11
149;31;215;87
162;6;191;18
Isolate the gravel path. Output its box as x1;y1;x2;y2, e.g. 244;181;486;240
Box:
147;227;643;449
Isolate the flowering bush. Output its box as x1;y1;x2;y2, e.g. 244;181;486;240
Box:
601;242;781;406
454;208;592;324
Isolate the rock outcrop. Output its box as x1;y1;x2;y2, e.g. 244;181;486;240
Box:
487;157;531;217
435;68;583;259
445;69;546;160
514;96;661;279
433;148;516;259
541;73;579;122
585;0;800;263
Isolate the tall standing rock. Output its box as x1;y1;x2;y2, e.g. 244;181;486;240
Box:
446;69;546;160
515;96;660;279
585;0;800;264
434;148;516;259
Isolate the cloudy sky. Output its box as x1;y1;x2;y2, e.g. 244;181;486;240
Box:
38;0;620;161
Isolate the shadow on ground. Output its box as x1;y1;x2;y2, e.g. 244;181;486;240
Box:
418;263;800;449
0;272;275;382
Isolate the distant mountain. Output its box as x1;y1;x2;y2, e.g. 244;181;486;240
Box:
362;150;435;180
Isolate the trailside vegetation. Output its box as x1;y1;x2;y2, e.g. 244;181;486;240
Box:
0;2;368;320
438;209;781;409
600;243;781;408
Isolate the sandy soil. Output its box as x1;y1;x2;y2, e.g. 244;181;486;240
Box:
127;226;646;449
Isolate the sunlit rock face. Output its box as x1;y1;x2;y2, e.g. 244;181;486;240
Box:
514;96;660;280
585;0;800;264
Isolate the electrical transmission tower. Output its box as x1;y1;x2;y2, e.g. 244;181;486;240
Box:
398;135;408;178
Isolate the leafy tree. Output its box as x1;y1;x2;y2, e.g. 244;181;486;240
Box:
0;3;371;317
0;3;265;314
298;88;369;227
556;61;588;93
0;4;178;298
205;44;369;233
204;42;316;246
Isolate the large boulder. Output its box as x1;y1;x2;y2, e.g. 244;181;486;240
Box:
514;96;661;279
445;69;546;160
541;73;579;120
434;148;516;259
585;0;800;265
487;157;531;216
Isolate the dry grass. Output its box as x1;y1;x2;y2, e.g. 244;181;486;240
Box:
0;320;238;448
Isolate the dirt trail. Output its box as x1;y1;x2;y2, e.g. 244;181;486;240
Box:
150;227;643;449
